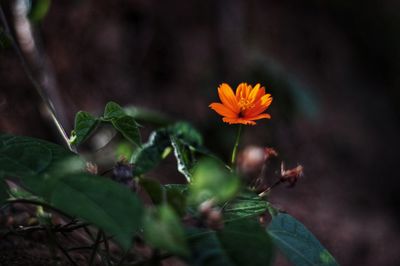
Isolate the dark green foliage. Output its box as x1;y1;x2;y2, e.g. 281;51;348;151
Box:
267;213;339;266
70;111;99;145
131;129;171;175
48;172;143;250
0;134;143;249
187;218;274;266
111;115;141;147
223;190;268;222
103;101;126;120
187;229;234;266
71;101;141;147
143;204;189;256
131;121;205;181
218;218;275;266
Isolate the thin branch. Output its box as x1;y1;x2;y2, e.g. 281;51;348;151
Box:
54;237;79;266
258;179;283;198
102;231;112;266
89;230;102;266
0;3;76;153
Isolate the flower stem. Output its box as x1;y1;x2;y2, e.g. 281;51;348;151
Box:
230;125;243;168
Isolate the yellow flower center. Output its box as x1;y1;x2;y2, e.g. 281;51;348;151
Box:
238;98;254;111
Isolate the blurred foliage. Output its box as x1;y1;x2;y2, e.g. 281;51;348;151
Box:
27;0;51;23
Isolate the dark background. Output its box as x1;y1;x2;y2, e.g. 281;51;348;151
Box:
1;0;400;265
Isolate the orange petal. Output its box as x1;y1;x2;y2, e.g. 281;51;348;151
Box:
254;87;266;102
218;83;239;113
244;94;272;117
223;117;256;125
209;103;237;118
260;94;273;106
236;83;251;100
248;113;271;121
248;84;261;102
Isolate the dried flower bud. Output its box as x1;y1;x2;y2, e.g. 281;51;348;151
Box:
264;147;278;159
86;162;98;175
280;162;304;187
112;161;136;191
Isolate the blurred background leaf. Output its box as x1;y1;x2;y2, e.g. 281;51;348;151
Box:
143;204;189;256
188;159;240;205
27;0;51;23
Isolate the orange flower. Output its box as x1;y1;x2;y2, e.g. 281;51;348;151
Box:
209;83;273;125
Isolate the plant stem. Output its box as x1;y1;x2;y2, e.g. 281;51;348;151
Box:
258;179;283;198
0;4;76;153
230;124;243;168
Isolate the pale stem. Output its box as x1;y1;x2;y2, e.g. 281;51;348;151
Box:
230;124;243;168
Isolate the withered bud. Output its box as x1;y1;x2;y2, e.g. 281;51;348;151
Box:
112;161;136;191
264;147;278;158
206;209;224;230
86;162;98;175
280;162;304;187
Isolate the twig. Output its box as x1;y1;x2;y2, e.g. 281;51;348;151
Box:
102;231;112;266
89;230;102;266
258;179;283;198
54;237;79;266
0;3;76;153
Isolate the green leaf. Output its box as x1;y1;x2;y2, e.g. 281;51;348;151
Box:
223;191;268;222
131;129;170;175
143;205;189;256
139;177;163;204
115;141;134;160
218;218;275;266
170;135;193;182
70;111;99;145
103;101;126;121
8;186;41;202
168;122;203;147
165;185;186;217
0;134;143;249
139;178;186;217
188;159;240;205
111;116;141;147
186;228;233;266
267;213;338;266
164;184;188;194
0;134;77;179
167;122;204;182
49;173;143;250
28;0;51;23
